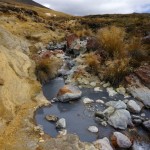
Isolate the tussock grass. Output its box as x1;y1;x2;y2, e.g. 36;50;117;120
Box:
84;52;101;74
104;58;131;86
97;26;126;58
35;57;62;83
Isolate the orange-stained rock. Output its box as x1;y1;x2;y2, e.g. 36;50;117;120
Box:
57;85;73;96
57;85;82;102
66;34;78;49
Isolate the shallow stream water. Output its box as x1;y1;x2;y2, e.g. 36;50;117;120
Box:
35;77;150;143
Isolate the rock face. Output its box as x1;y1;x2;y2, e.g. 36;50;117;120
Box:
127;100;142;113
126;74;150;108
0;26;49;149
57;85;82;102
0;41;38;118
112;132;132;148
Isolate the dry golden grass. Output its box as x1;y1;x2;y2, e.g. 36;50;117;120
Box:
128;37;146;59
75;28;93;37
97;26;126;58
84;52;101;74
35;57;62;83
104;58;131;86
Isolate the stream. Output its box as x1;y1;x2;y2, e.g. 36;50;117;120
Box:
35;77;150;143
35;52;150;149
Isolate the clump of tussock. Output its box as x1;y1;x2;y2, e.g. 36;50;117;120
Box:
35;57;62;83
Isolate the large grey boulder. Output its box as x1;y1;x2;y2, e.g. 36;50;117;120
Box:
108;109;133;129
126;75;150;108
57;85;82;102
112;132;132;148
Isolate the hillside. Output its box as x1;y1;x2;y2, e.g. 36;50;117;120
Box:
0;0;45;7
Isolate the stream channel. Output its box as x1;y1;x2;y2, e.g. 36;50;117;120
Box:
35;54;150;148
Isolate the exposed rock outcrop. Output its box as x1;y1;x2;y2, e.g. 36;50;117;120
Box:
126;74;150;108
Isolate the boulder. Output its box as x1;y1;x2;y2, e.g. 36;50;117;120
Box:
126;74;150;108
127;100;141;113
93;137;113;150
108;109;133;129
111;132;132;148
88;126;98;133
143;120;150;131
106;100;127;109
57;85;82;102
56;118;66;129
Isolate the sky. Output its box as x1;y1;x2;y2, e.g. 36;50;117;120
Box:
34;0;150;16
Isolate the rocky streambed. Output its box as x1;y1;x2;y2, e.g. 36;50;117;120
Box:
34;36;150;149
35;56;150;149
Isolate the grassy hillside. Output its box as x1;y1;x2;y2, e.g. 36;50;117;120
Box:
0;0;46;7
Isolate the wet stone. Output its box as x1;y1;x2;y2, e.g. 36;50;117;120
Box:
56;118;66;129
45;115;58;122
